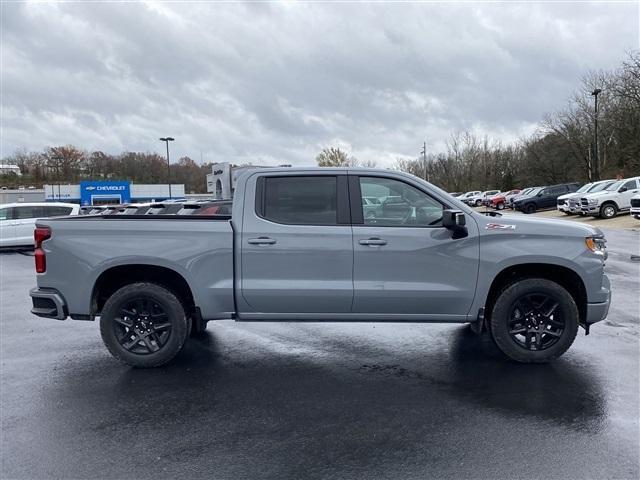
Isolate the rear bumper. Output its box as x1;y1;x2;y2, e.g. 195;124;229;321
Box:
30;288;68;320
585;274;611;324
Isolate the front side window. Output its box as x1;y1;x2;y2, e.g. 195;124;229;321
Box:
262;176;337;225
0;208;10;221
622;179;638;190
359;176;443;227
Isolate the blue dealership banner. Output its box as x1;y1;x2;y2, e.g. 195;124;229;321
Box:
80;181;131;205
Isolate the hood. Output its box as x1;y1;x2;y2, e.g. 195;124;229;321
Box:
580;190;611;199
473;211;602;238
557;192;582;201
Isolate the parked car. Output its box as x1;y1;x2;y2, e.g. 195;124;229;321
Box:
30;168;610;368
508;187;536;209
195;201;233;216
0;202;80;248
482;192;503;207
115;203;153;215
580;176;640;218
467;190;500;207
630;194;640;220
490;189;521;210
144;202;185;215
557;180;616;215
448;192;463;198
513;183;580;214
457;191;481;204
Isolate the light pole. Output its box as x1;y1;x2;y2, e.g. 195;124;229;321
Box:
591;89;602;181
420;141;428;182
159;137;175;198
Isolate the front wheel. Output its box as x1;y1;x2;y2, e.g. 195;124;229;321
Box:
496;203;505;210
100;282;189;367
475;199;482;207
525;203;536;214
489;278;579;363
599;203;618;219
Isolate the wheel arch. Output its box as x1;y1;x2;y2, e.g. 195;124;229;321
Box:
484;263;587;326
91;264;196;318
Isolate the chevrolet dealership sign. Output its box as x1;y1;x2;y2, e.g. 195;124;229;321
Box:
80;181;131;205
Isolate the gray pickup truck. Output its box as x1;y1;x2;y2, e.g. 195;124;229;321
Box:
30;168;611;367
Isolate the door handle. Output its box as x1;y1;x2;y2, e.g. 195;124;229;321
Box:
359;238;387;246
248;237;276;245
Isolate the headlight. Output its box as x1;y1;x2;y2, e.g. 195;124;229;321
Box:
585;236;607;259
588;199;598;205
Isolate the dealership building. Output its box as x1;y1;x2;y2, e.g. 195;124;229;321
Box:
44;181;185;205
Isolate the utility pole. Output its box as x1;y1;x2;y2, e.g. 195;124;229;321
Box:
159;137;175;199
420;141;428;182
591;88;602;181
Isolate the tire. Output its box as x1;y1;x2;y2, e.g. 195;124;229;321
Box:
489;278;579;363
525;203;536;214
496;203;505;210
475;199;482;207
100;282;189;368
599;202;618;219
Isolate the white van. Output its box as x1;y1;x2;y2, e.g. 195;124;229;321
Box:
0;202;80;247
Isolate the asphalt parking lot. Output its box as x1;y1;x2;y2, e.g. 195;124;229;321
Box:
1;228;639;480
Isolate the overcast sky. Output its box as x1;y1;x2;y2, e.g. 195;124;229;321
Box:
2;1;638;167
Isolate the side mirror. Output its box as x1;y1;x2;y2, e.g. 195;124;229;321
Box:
619;187;627;193
443;210;467;239
443;209;466;228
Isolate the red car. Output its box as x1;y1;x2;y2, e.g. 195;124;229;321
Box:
491;189;521;210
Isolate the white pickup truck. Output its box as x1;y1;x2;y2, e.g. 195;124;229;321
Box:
579;176;640;218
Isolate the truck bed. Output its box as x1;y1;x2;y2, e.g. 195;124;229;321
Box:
35;215;235;320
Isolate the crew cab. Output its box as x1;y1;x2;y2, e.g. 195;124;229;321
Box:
557;180;616;215
30;168;611;367
580;177;640;218
467;190;500;207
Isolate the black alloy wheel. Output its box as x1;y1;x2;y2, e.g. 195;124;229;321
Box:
113;297;172;354
507;293;564;351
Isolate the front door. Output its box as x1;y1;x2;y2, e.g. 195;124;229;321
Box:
240;173;353;316
351;174;479;320
0;207;16;247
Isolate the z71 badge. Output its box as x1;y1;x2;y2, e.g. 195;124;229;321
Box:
486;223;516;230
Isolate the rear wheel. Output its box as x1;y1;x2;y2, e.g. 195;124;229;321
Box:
599;202;618;219
100;282;189;367
489;278;579;363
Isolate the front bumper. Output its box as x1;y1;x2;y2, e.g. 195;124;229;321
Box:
581;204;599;215
585;274;611;324
30;287;68;320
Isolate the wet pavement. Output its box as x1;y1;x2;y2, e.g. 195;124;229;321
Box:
1;229;639;479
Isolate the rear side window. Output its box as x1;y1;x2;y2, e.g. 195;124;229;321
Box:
261;176;337;225
13;206;43;219
0;207;10;220
43;206;73;217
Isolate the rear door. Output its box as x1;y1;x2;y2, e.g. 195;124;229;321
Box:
239;173;353;316
13;205;42;246
0;207;16;247
350;173;480;320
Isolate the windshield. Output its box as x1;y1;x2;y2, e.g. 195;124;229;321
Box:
527;187;543;196
606;180;623;191
591;181;615;193
576;183;592;193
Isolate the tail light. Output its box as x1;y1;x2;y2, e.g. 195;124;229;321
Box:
34;226;51;273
